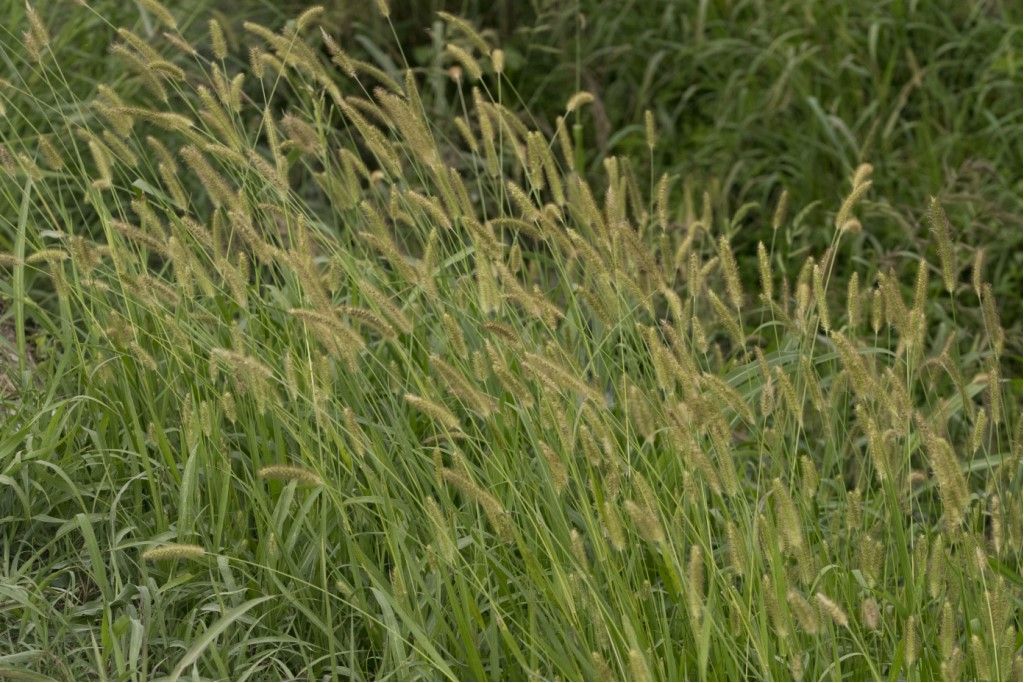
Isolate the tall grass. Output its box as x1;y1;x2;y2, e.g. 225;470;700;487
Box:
0;2;1020;680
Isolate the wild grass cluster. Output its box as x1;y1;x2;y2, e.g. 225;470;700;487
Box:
0;1;1021;680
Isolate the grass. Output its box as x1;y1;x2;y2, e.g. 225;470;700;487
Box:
511;0;1024;337
0;1;1020;680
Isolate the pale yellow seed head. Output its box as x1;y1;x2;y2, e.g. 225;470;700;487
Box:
565;90;594;113
209;18;227;59
295;5;325;32
257;464;323;486
815;592;849;628
138;0;178;30
644;109;656;150
772;189;789;231
861;597;880;631
141;543;206;562
444;43;482;81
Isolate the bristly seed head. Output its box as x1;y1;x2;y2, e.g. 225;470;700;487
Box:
258;464;323;486
141;543;206;562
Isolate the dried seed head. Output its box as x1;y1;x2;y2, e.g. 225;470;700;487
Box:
404;393;461;431
24;3;50;59
707;289;745;353
690;315;708;354
845;487;862;530
628;649;652;681
985;357;1003;426
831;331;874;398
912;257;930;312
37;134;63;170
799;455;818;501
941;647;964;681
687;545;705;620
87;139;113;189
846;271;861;330
441;468;512;540
725;522;747;576
757;241;774;303
424;496;456;565
295;5;325;31
601;501;626;552
812;263;831;332
570;528;588;569
141;543;206;562
654;173;671;231
861;597;881;631
624;500;665;545
787;590;819;635
555;115;575;171
258;464;322;486
717;235;743;310
538;441;568;494
928;196;957;293
851;162;873;187
970;407;988;455
761;574;788;637
209;18;227;59
452;115;478;153
835;180;872;230
437;11;490;53
927;536;946;598
772;189;789;231
444;43;482;81
866;287;882;335
772;478;803;552
644;109;657;150
917;417;969;530
980;283;1004;357
904;615;918;667
221;391;237;424
841;218;863;234
815;592;849;628
857;405;892;484
972;248;985;295
429;353;496;417
180;145;236;208
565;91;594;113
138;0;177;30
590;652;614;680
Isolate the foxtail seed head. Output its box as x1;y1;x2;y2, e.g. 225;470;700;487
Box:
141;543;206;562
565;91;594;113
258;464;323;486
861;597;881;631
815;592;849;628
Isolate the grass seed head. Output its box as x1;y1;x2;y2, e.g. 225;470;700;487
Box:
138;0;178;30
142;543;206;562
861;597;881;631
787;589;819;635
258;464;323;486
624;500;665;545
209;18;228;59
815;592;849;628
565;91;594;113
644;109;657;150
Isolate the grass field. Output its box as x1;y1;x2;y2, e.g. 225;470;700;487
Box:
1;1;1021;680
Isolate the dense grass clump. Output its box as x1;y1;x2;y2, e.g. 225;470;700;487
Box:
1;2;1020;680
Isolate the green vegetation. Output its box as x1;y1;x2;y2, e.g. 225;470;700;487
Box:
1;1;1020;680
